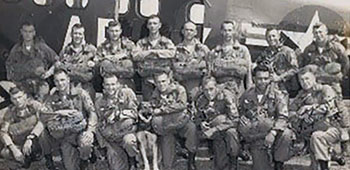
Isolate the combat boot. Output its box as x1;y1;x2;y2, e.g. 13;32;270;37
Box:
188;152;196;170
319;160;329;170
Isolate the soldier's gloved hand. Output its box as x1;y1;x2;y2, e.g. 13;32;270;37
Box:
10;145;25;163
22;139;33;156
264;130;277;148
80;130;94;146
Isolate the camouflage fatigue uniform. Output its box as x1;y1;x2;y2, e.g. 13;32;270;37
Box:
300;38;350;96
256;45;299;96
173;39;209;101
6;39;58;100
149;81;197;170
59;43;96;99
0;99;46;169
96;38;136;90
211;42;252;96
95;85;139;170
195;87;240;170
133;36;176;100
239;84;295;170
44;85;97;170
290;84;349;170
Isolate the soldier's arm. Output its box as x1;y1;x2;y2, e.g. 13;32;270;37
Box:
333;42;350;75
42;42;59;66
132;40;153;61
278;48;299;81
274;90;289;131
0;110;15;147
81;90;98;132
6;45;20;81
158;86;187;115
242;46;253;88
153;39;176;59
122;88;139;119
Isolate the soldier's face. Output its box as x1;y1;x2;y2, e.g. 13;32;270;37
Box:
10;91;27;108
204;81;218;100
71;27;85;45
255;71;270;91
221;23;236;41
154;73;171;93
299;72;316;91
108;25;122;41
54;72;70;92
266;30;280;47
313;26;328;43
147;17;161;34
20;25;36;42
182;23;197;40
103;76;118;96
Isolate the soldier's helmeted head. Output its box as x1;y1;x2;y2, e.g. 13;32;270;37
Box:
147;15;162;35
313;22;328;44
220;20;238;41
298;65;318;91
253;67;271;92
102;73;120;96
20;21;36;42
107;20;122;42
202;76;218;101
53;68;70;93
153;70;172;93
265;28;281;47
71;23;85;45
182;21;197;41
9;86;27;109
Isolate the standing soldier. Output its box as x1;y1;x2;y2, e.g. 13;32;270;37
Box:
95;21;135;90
55;23;97;99
133;15;176;100
289;66;349;170
148;70;197;170
0;87;46;169
95;73;139;170
238;67;295;170
210;20;252;97
300;22;349;96
255;28;299;97
43;68;97;170
194;76;240;170
6;21;58;100
173;21;209;101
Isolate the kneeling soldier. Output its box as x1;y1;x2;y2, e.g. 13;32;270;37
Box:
95;73;139;170
0;87;46;169
238;67;295;170
195;76;240;170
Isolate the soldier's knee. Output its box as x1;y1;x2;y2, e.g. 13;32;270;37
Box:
123;133;137;146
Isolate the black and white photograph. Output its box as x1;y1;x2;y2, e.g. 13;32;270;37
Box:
0;0;349;170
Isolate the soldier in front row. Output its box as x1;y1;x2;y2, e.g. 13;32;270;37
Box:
43;68;98;170
289;66;349;170
133;15;176;101
94;73;139;170
0;87;46;169
173;21;209;101
210;21;252;97
95;21;136;90
194;76;240;170
149;70;197;170
238;67;295;170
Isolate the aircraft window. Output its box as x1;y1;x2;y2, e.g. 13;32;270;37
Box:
139;0;159;17
119;0;129;14
189;3;205;24
33;0;52;6
65;0;89;9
